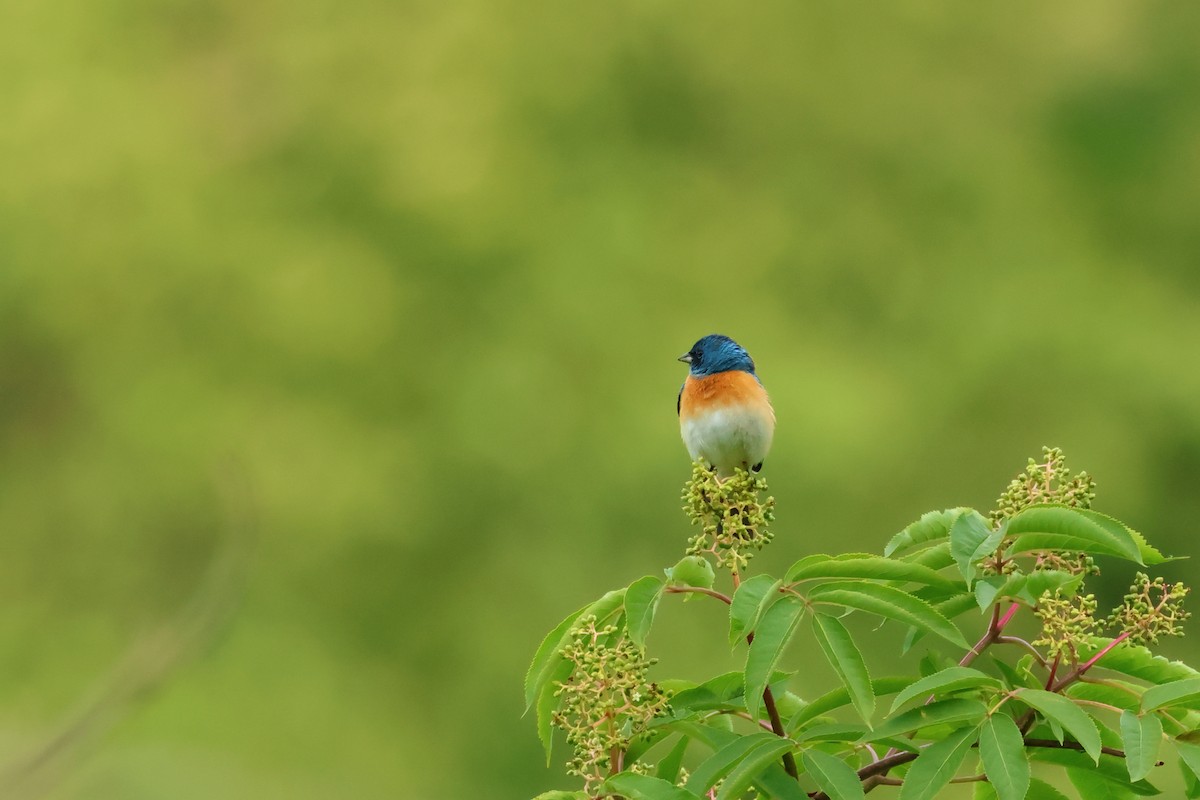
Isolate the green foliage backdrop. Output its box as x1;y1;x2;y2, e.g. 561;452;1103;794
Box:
1;2;1198;798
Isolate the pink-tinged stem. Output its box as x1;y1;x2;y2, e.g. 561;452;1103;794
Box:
1044;653;1061;690
1051;632;1132;692
960;603;1020;667
1079;632;1130;672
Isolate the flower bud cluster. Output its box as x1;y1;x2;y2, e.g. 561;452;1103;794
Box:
1033;590;1098;661
1107;572;1192;646
1036;551;1100;578
1033;572;1192;663
681;462;775;576
990;446;1096;524
553;616;669;793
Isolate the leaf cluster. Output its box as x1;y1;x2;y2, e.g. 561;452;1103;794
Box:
529;449;1196;800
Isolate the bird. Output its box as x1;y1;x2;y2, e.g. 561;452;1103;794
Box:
677;334;775;477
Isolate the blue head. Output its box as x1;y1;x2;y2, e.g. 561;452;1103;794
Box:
678;334;756;377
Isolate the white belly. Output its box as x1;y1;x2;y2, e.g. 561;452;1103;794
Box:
680;405;773;476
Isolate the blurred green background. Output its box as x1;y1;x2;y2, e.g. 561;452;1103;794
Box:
2;1;1199;798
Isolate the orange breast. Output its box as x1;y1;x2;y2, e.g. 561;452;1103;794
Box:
679;370;774;423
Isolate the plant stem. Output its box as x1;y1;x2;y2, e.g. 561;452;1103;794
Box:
1044;653;1061;689
995;635;1049;666
762;685;799;779
1050;631;1131;693
960;603;1019;667
664;586;733;605
743;629;799;779
1022;738;1127;758
849;601;1021;797
703;709;776;732
810;738;1130;800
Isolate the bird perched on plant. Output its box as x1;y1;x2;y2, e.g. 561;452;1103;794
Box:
677;334;775;477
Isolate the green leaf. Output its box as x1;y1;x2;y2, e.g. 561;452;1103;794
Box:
1184;756;1200;800
1006;506;1143;563
685;732;779;794
806;582;968;648
795;722;871;743
673;723;808;800
973;783;998;800
729;575;782;645
1124;524;1172;566
1067;767;1136;800
1077;637;1199;683
524;590;625;710
1067;681;1141;712
801;749;866;800
950;510;1002;585
626;576;665;647
1177;740;1200;778
772;689;807;721
885;508;966;557
532;792;589;800
785;553;962;591
900;541;956;570
745;596;806;719
666;672;744;713
1029;749;1159;794
537;659;573;763
789;676;916;730
992;655;1041;691
890;667;1002;712
1015;688;1103;763
666;670;792;718
626;729;672;764
655;735;691;784
1142;677;1200;712
896;724;980;800
979;713;1030;800
902;592;982;653
863;698;988;742
605;772;703;800
1026;777;1072;799
525;607;586;711
812;613;874;722
973;569;1084;611
716;737;797;800
1119;710;1162;781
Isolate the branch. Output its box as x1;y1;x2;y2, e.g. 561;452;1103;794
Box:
1023;738;1127;759
960;603;1020;667
810;734;1131;800
743;628;799;779
664;585;733;605
703;710;775;733
995;635;1049;667
762;686;799;778
870;601;1023;790
1048;632;1132;695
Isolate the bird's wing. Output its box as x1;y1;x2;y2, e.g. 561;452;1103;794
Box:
677;383;684;416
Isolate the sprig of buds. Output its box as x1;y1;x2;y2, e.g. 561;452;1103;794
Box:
1107;572;1191;646
991;446;1096;524
552;616;669;794
1033;572;1191;667
1035;551;1100;577
682;462;775;577
1033;590;1098;662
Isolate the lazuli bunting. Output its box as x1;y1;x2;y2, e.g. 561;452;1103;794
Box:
677;334;775;477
